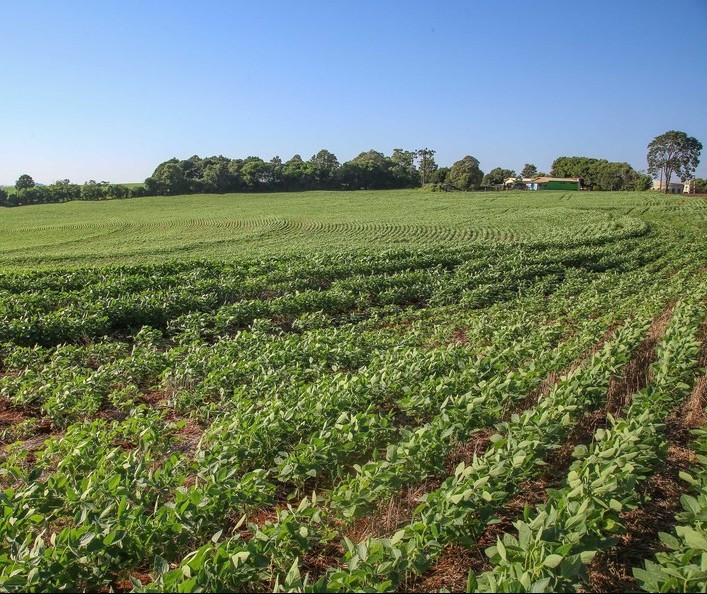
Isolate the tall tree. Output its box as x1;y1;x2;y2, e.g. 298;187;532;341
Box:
48;179;81;202
15;174;35;193
201;161;232;193
391;148;416;172
415;148;437;186
241;157;275;191
431;167;450;185
647;130;702;193
449;156;483;190
283;155;315;190
147;161;188;195
342;150;391;190
309;149;340;188
521;163;538;178
390;149;420;187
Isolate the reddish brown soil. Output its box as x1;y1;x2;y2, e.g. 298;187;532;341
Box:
444;428;493;472
346;480;441;543
447;328;470;346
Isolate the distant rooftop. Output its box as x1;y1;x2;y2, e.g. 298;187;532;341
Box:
532;177;581;183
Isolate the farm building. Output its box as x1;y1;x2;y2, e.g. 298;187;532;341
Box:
651;179;695;194
530;177;581;191
503;177;535;190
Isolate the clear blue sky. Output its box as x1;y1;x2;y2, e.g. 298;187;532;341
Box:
2;0;706;185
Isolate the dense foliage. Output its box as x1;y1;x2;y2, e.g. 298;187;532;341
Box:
551;156;652;191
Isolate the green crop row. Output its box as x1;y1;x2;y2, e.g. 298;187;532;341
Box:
0;235;666;347
470;288;706;592
0;279;595;591
0;219;702;591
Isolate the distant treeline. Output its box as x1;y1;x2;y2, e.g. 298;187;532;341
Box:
2;149;689;208
0;178;149;207
140;152;654;195
143;150;429;195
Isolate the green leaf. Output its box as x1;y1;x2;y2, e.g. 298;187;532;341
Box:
572;444;589;459
530;577;552;592
543;553;563;568
450;493;464;504
231;551;250;567
680;494;701;516
154;554;170;576
658;532;681;549
518;522;532;548
79;531;95;549
129;576;144;589
496;538;507;561
676;526;707;550
632;566;657;586
285;557;301;586
390;530;406;545
679;470;699;486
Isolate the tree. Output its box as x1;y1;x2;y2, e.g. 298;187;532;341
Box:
340;150;390;190
81;180;109;200
241;157;275;191
552;156;599;189
431;167;450;185
449;156;483;190
521;163;538;178
48;179;81;202
552;156;650;191
147;160;188;195
482;167;515;186
17;186;48;205
309;149;340;188
283;155;315;190
201;161;232;193
390;149;420;187
391;148;416;172
15;174;35;193
105;184;130;199
693;178;707;193
415;148;438;186
647;130;702;194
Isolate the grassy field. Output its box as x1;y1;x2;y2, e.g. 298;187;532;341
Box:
0;189;706;592
0;189;705;268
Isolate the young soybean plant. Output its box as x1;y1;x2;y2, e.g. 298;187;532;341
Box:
470;289;706;593
304;314;655;592
634;401;707;590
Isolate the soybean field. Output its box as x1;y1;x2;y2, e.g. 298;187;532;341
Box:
0;189;704;268
0;190;706;592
